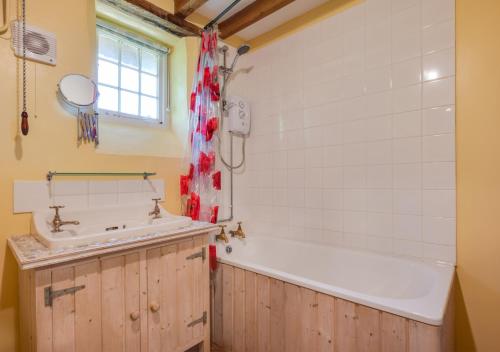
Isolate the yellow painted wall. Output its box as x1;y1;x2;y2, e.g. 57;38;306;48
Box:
0;0;198;350
455;0;500;350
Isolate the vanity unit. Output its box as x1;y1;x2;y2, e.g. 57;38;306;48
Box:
9;221;216;352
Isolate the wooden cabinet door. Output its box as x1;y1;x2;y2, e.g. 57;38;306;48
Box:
146;236;209;352
101;252;144;352
32;252;143;352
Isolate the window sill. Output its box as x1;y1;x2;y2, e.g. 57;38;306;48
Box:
99;110;168;129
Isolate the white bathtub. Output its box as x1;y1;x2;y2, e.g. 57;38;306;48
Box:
216;236;454;325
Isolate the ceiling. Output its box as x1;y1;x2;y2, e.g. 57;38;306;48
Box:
189;0;330;40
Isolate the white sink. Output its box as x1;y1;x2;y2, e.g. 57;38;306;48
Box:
31;204;193;249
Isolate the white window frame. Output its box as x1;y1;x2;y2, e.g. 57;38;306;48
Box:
96;20;170;127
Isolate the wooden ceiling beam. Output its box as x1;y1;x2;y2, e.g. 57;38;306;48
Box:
218;0;295;39
122;0;202;36
175;0;208;18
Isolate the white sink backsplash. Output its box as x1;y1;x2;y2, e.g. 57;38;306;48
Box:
14;179;165;213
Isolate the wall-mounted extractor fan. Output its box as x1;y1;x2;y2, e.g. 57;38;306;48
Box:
11;20;56;65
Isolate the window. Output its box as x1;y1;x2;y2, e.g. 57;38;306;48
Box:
96;22;169;125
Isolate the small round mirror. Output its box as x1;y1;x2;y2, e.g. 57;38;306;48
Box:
58;74;98;108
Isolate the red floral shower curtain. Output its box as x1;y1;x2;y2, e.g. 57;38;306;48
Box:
180;28;221;223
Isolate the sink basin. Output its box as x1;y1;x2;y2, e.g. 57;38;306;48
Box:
31;204;193;249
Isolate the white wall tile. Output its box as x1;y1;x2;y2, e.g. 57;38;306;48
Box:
365;66;392;93
366;189;393;213
14;181;51;213
394;163;422;189
393;137;422;163
392;57;422;88
422;0;455;27
366;20;392;69
323;168;343;188
422;216;456;245
393;111;421;138
422;106;455;135
422;19;455;54
423;77;455;108
54;181;88;196
392;84;421;113
366;212;393;236
423;190;456;217
323;189;343;210
366;0;391;24
324;146;344;167
366;165;393;189
343;189;367;211
423;162;455;189
393;189;422;215
89;181;118;194
423;134;455;161
393;214;422;241
391;5;421;63
423;48;455;82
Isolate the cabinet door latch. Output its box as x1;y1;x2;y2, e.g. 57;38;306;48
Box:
186;247;206;261
44;285;85;307
187;311;207;327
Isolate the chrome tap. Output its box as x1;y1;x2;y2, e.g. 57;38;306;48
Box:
149;198;162;219
215;224;229;243
49;205;80;233
229;221;245;239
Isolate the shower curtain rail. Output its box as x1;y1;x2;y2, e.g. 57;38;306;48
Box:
46;171;156;181
204;0;243;29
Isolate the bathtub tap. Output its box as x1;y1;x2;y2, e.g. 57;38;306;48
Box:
229;221;245;239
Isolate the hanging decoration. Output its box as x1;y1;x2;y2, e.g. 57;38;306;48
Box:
20;0;29;136
180;27;221;223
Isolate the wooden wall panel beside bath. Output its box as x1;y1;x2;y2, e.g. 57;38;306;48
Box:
211;264;454;352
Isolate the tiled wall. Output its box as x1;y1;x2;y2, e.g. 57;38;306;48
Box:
14;180;165;213
229;0;456;263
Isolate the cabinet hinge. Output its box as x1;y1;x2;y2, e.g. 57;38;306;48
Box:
186;247;206;261
44;285;85;307
187;311;207;327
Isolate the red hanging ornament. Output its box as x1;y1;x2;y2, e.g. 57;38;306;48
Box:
212;171;221;190
205;117;218;141
210;205;219;224
180;175;190;196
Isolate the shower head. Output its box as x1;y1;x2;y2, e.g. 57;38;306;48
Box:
237;44;251;56
229;44;251;71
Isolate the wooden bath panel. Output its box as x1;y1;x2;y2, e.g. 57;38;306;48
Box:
211;263;454;352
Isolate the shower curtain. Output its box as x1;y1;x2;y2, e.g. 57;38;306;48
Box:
180;28;221;223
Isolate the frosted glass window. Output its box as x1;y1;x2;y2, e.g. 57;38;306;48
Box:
122;44;139;69
121;67;139;92
98;85;118;111
121;91;139;115
98;60;118;86
141;96;158;119
97;25;168;124
98;35;119;62
142;50;158;75
141;73;158;97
